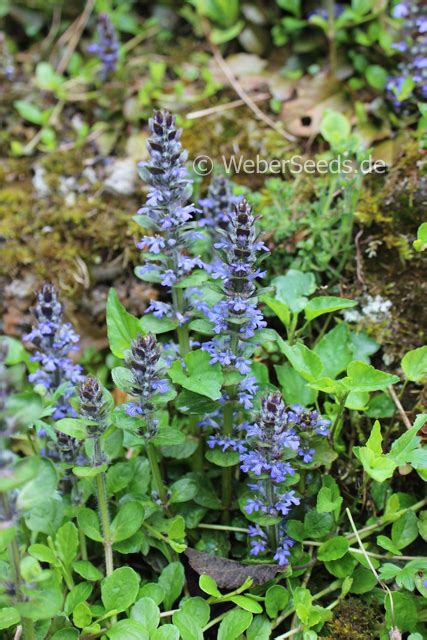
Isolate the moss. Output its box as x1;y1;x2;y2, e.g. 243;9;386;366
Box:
0;154;140;297
321;597;382;640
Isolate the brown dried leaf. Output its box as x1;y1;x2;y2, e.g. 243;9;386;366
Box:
281;72;350;138
185;548;287;589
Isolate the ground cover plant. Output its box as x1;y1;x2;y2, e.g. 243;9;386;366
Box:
0;2;426;640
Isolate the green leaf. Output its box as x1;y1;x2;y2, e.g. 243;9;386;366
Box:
55;522;78;567
152;625;180;640
217;608;253;640
0;607;20;630
303;510;334;539
55;418;87;440
365;64;388;90
199;574;221;597
247;615;272;640
139;314;178;334
205;447;240;467
275;364;317;405
172;611;202;640
413;222;427;252
176;389;218;415
28;543;57;564
391;511;419;550
316;477;343;514
385;591;417;632
179;597;210;627
106;288;143;358
317;536;349;561
152;426;186;446
73;601;92;628
401;346;427;383
111;502;145;543
320;110;351;146
174;270;209;289
107;620;149;640
158;562;185;609
35;62;64;92
14;100;45;125
73;464;107;478
168;350;224;400
304;296;356;321
17;458;56;509
279;340;324;382
265;585;289;618
64;583;93;616
169;478;198;503
73;560;103;581
349;566;378;594
102;567;140;613
273;270;316;312
77;508;103;542
131;597;160;634
314;323;354;378
376;535;402;555
343;361;399;392
230;596;263;614
389;425;423;467
261;295;290;327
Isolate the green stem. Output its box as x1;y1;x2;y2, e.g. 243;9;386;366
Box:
221;399;234;524
221;332;240;523
95;472;114;578
266;479;279;551
146;442;167;504
79;528;88;561
172;286;190;357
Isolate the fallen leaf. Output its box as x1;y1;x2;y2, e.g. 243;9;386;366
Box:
186;548;287;589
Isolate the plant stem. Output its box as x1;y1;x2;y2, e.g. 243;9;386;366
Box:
172;286;190;357
221;399;234;524
266;478;279;551
146;442;167;504
95;472;114;578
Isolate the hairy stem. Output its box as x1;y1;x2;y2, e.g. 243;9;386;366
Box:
95;472;114;578
172;286;190;356
221;399;234;524
146;442;167;504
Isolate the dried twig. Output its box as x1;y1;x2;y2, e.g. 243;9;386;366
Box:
186;93;270;120
203;22;296;143
13;626;23;640
355;228;365;284
56;0;96;75
346;508;397;632
388;385;412;430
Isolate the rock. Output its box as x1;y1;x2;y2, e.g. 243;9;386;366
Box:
104;158;137;195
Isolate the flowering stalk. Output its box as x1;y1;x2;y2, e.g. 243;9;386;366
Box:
79;375;114;593
136;110;202;357
387;2;427;105
25;284;84;451
88;13;119;80
241;392;330;563
199;175;237;246
124;334;169;503
200;198;267;518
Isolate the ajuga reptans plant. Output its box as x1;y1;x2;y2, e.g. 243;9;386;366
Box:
136;110;203;355
88;13;120;80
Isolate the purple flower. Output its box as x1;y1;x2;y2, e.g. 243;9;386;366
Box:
392;3;409;18
88;13;119;79
122;334;169;439
25;284;84;419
